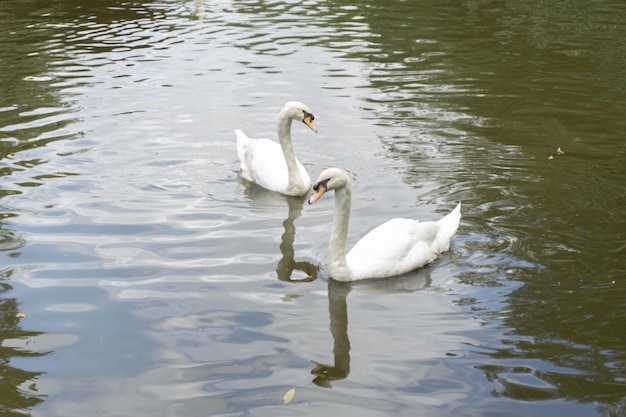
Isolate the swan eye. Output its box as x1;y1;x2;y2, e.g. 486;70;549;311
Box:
303;111;314;121
313;178;331;191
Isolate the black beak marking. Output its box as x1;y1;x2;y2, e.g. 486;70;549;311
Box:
313;178;330;191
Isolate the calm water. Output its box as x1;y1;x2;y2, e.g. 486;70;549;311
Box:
1;1;625;416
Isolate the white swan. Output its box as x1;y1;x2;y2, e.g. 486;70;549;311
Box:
235;101;318;196
308;168;461;281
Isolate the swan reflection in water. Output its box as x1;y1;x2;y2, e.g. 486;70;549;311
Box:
275;195;318;282
311;279;351;387
312;272;430;388
242;183;318;283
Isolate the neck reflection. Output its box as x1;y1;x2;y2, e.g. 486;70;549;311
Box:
311;271;431;388
275;195;318;283
312;279;351;387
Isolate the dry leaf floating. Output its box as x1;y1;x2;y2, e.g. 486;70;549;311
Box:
283;388;296;404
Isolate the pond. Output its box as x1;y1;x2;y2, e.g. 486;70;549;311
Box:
1;1;624;416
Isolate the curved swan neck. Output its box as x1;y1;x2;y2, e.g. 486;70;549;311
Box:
328;183;352;281
277;112;304;191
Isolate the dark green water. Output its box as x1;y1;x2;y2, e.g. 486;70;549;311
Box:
1;1;624;416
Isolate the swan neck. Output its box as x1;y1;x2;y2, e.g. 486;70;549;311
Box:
328;184;351;280
277;113;303;190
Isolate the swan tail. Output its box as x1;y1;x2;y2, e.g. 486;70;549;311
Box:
434;202;462;253
234;129;250;169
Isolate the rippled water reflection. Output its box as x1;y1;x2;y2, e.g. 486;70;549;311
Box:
1;1;624;416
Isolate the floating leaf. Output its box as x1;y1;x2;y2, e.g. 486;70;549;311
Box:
548;155;554;160
557;147;565;155
16;312;26;318
283;388;295;404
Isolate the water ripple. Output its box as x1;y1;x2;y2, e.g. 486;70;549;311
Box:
1;2;625;416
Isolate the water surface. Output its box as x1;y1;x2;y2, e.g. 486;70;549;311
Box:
1;1;624;416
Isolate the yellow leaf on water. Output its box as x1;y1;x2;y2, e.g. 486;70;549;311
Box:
283;388;295;404
16;312;26;318
548;155;554;160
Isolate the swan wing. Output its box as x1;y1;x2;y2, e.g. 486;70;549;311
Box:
243;137;289;192
346;218;440;279
237;135;311;194
345;203;461;280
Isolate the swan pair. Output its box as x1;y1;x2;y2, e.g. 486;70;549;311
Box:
235;101;461;282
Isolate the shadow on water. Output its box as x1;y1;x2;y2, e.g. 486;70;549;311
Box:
312;272;430;388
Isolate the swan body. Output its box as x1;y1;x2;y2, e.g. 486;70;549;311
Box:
236;101;317;196
308;168;461;282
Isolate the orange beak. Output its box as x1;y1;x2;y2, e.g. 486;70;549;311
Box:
303;115;318;133
308;182;327;204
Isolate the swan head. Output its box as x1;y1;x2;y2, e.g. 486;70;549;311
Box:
281;101;318;133
308;167;350;204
